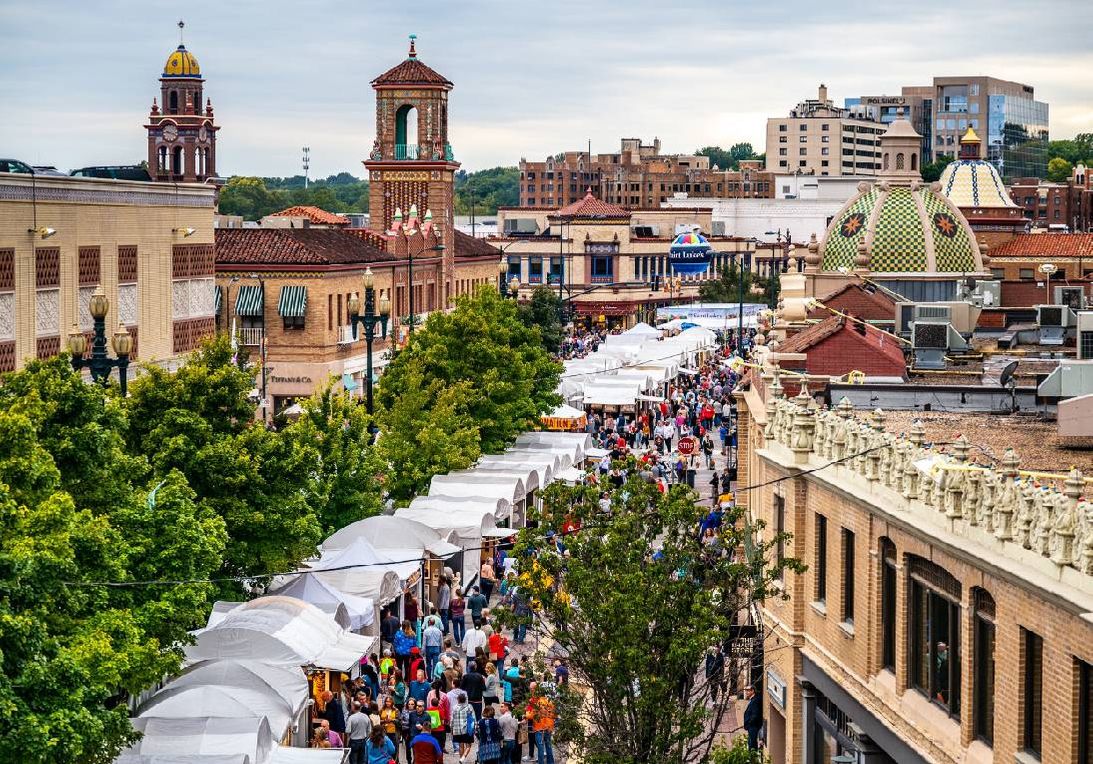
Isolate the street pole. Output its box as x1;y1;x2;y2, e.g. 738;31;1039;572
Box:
738;253;746;347
67;284;133;396
348;268;391;432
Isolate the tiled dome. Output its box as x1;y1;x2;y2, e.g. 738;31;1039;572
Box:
820;180;983;274
164;45;200;77
939;160;1017;209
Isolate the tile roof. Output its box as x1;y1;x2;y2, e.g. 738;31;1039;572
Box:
215;229;395;267
266;206;351;226
553;190;631;220
372;58;452;87
807;282;898;323
776;315;845;354
345;227;391;250
453;229;501;259
989;233;1093;258
777;314;906;370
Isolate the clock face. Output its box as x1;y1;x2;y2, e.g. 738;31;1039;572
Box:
162;124;179;142
198;126;208;142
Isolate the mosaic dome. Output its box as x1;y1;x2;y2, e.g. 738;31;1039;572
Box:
164;45;200;77
819;180;984;274
939;161;1017;210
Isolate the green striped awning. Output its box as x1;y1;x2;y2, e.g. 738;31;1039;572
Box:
214;285;222;315
235;284;264;317
277;285;308;318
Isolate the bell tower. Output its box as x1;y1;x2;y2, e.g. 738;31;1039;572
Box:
146;20;218;182
364;36;458;299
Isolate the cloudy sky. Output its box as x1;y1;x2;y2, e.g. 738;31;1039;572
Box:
2;0;1091;178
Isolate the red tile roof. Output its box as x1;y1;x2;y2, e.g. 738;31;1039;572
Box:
345;227;391;250
777;316;845;354
807;281;898;323
453;229;501;259
553;190;630;220
776;315;907;378
215;229;395;267
990;233;1093;258
266;206;350;226
372;58;452;87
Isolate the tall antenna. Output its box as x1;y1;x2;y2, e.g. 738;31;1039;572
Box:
178;19;185;45
302;147;310;189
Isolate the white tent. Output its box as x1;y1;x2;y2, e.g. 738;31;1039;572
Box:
475;461;553;491
117;756;252;764
321;515;460;558
499;446;574;470
309;569;402;634
268;572;375;631
623;321;662;337
119;716;273;764
205;600;352;632
428;473;526;509
185;596;375;674
396;502;500;585
269;748;347;763
169;660;308;716
309;537;420;586
138;685;297;740
580;382;643;408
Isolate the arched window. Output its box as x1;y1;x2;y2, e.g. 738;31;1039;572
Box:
158;146;168;173
972;588;996;745
896;153;906;170
908;555;961;720
883;153;890;170
394;105;418;159
172;146;183;176
194;91;202;111
880;538;897;671
168;90;179;114
911;153;918;171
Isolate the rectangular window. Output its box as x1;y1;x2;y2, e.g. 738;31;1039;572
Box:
973;593;996;745
773;495;785;582
778;123;787;132
821;135;830;143
815;514;827;604
508;256;521;280
822;148;830;156
822;123;830;131
1020;268;1035;279
779;148;787;156
910;564;961;720
881;542;896;670
549;257;563;285
1080;659;1093;764
800;135;808;143
528;257;543;284
779;136;787;143
799;148;807;156
821;160;829;167
841;529;855;624
799;123;807;131
1022;628;1043;757
590;256;613;283
991;268;1005;280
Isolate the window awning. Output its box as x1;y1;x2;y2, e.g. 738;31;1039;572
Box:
214;284;222;315
235;285;264;317
277;285;307;318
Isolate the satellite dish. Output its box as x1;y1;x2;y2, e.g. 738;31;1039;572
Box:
999;360;1018;388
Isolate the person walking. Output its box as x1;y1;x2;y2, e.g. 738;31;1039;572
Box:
497;701;519;764
379;696;400;754
425;679;450;753
461;660;487;722
450;589;467;645
480;559;498;603
450;692;477;764
467;586;488;627
527;691;556;764
484;661;502;709
422;617;443;678
345;701;373;764
462;621;488;658
477;705;503;764
365;724;396;764
410;716;444;764
743;684;763;751
381;609;400;656
393;620;417;679
436;576;452;635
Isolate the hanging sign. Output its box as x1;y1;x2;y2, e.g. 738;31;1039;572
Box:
669;231;712;276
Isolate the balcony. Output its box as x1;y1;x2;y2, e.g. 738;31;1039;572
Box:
239;327;264;347
337;325;357;345
394;144;419;160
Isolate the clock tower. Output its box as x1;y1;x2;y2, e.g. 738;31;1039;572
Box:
146;21;218;182
364;36;458;303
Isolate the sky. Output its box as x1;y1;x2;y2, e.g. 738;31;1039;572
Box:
2;0;1092;179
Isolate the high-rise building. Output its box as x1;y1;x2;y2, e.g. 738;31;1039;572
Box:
145;29;219;182
765;85;886;177
518;139;774;209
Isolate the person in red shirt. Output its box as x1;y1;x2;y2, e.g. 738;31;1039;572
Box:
488;631;509;672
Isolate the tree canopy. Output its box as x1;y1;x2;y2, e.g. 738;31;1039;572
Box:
507;464;799;764
698;262;767;305
377;287;562;457
1047;156;1074;183
696;143;763;170
218;173;369;220
454;166;520;214
1048;134;1093;167
518;286;565;354
921;154;955;183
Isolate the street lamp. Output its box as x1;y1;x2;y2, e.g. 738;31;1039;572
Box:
1039;262;1058;302
68;284;132;396
347;267;391;418
507;275;521;300
407;243;445;337
498;255;509;294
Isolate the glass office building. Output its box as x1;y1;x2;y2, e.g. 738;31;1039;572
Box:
986;94;1049;180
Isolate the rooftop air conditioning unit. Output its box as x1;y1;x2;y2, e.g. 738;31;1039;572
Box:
1078;311;1093;360
1037;304;1076;345
974;280;1001;307
1055;286;1085;311
896;303;916;337
914;304;952;322
911;321;968;370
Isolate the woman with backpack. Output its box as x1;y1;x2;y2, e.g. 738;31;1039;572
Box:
450;691;477;764
477;705;503;764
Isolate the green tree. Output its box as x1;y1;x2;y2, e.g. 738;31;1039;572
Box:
696;143;761;170
507;469;799;764
377;288;561;455
1047;156;1074;183
282;382;384;534
124;335;321;596
376;372;482;504
454;167;520;214
921;154;955;183
711;738;769;763
698;262;765;304
217;176;290;220
518;286;565;353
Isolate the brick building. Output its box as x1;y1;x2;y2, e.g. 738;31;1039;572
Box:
0;170;216;373
518;138;774;209
735;378;1093;764
771;315;906;381
805;282;898;325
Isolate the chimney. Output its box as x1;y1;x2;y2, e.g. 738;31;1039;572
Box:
818;83;828;103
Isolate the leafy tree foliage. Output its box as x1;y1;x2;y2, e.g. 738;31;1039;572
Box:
1047;156;1074;183
921;154;955;183
698;262;766;304
218;173;370;220
454;166;520;214
1048;134;1093;167
518;286;565;354
282;382;384;534
123;335;321;596
508;468;800;764
377;287;561;456
696;143;762;170
0;360;227;764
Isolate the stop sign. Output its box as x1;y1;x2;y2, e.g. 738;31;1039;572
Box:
677;436;696;455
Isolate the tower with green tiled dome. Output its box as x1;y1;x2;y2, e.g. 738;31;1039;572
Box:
808;114;988;287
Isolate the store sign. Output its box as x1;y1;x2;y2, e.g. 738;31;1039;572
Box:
730;636;755;657
767;668;787;709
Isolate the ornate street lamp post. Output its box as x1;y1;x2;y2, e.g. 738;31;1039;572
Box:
347;267;391;417
507;275;521;301
68;284;133;396
498;255;508;294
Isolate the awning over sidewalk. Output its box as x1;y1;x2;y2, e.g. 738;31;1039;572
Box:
277;285;307;318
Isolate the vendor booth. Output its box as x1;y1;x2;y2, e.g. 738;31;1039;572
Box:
540;403;588;432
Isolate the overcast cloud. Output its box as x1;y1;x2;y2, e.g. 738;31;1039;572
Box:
2;0;1091;177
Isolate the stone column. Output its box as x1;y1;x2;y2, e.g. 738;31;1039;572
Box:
799;679;817;764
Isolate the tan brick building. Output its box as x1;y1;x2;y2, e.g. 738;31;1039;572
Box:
518;138;774;209
0;171;217;373
735;377;1093;764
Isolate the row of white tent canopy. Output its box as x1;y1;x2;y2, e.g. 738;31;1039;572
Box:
556;323;718;408
118;432;598;764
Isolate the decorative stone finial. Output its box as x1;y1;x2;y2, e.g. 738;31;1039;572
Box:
870;408;886;432
979;241;991;268
1000;448;1020;478
393;207;403;223
909;419;925;446
408;33;418;59
857;181;870;193
795;379;811;402
836;396;854;419
855;240;870;270
769;368;784;400
409;203;419;220
1065;467;1084;501
151;98;160;115
951;434;970;463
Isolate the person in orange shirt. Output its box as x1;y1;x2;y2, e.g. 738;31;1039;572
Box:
525;690;556;764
